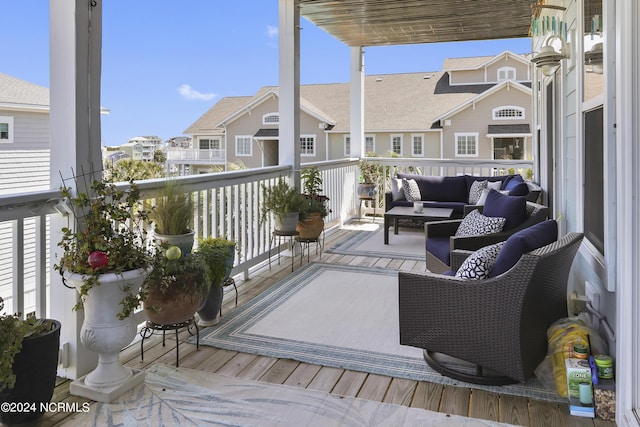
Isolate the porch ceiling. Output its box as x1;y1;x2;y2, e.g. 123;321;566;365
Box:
299;0;537;47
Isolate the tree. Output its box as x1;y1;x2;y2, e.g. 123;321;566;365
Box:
108;159;165;182
153;149;166;163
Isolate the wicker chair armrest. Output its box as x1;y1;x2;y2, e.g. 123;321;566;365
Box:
449;232;510;251
384;192;393;211
424;219;462;238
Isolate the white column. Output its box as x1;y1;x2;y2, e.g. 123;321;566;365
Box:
350;47;365;158
278;0;300;187
49;0;103;379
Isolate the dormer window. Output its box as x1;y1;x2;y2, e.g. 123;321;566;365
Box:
497;66;516;81
263;113;279;125
493;106;525;120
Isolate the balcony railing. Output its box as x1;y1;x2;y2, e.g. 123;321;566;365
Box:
0;157;534;322
166;148;226;163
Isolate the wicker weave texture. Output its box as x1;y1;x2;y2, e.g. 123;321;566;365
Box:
400;232;584;383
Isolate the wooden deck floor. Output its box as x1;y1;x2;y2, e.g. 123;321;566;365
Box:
44;221;616;427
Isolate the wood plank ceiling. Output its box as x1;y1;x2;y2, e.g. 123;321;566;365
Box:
299;0;538;47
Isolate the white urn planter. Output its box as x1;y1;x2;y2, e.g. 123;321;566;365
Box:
64;268;148;402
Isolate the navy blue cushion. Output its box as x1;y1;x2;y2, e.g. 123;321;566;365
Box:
507;181;530;197
426;236;451;265
398;173;467;202
503;174;524;191
489;220;558;278
441;270;456;276
483;189;527;230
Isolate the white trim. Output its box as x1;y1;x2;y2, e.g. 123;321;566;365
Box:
411;133;424;157
343;134;351;157
492;105;525;120
300;134;316;157
235;135;253;156
454;132;479;157
262;112;280;125
0;116;14;143
390;134;403;155
365;134;375;154
496;66;516;82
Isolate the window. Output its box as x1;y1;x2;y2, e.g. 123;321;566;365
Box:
493;106;525;120
263;113;279;125
199;138;221;150
391;134;403;155
497;66;516;81
0;116;13;143
344;136;351;157
411;134;424;156
584;107;604;254
365;135;375;154
300;135;315;156
455;133;478;157
235;136;252;156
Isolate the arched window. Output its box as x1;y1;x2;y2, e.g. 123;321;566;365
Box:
262;113;279;125
492;106;525;120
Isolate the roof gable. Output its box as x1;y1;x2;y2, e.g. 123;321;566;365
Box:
0;73;49;111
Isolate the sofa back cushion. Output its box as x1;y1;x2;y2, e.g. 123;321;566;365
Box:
502;174;529;196
397;173;467;202
489;220;558;278
483;189;527;230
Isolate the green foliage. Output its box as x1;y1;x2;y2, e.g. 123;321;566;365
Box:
149;180;193;235
153;149;166;164
0;297;56;391
301;167;323;196
260;178;305;223
358;159;383;184
142;246;209;303
54;178;152;318
196;237;236;288
526;168;534;181
108;158;165;182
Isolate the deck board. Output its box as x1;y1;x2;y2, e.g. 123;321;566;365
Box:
46;221;618;426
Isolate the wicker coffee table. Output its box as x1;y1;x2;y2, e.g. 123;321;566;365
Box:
383;206;454;244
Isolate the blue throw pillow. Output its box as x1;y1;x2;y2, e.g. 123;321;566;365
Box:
503;174;524;190
507;182;529;197
483;189;527;230
489;220;558;278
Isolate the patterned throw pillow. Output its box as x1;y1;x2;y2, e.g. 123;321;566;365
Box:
401;178;421;202
468;180;488;204
455;209;506;237
455;242;505;280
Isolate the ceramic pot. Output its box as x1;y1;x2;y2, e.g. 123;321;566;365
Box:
0;320;61;424
144;286;202;325
275;212;299;233
64;269;147;390
357;183;378;198
155;230;195;255
296;212;324;240
197;244;235;326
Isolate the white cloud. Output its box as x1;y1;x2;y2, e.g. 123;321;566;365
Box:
266;25;278;39
178;84;216;101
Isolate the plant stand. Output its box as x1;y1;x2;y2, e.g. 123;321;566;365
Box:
358;196;377;222
139;317;200;367
269;230;300;272
296;231;324;264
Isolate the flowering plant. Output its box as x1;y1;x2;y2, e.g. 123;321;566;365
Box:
358;159;383;184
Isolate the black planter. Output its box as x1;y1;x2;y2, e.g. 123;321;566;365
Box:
0;319;61;425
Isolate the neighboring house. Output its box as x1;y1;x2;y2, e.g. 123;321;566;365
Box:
113;135;163;162
0;72;50;313
179;51;532;173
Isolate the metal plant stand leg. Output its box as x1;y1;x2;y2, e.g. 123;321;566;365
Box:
269;230;300;272
139;317;200;367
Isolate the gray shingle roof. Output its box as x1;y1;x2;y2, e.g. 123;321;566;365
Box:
0;73;49;107
487;124;531;134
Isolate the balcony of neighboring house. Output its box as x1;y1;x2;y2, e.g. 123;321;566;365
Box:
165;147;226;165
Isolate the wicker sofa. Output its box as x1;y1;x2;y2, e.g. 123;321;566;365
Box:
385;173;541;218
425;190;549;273
399;223;584;385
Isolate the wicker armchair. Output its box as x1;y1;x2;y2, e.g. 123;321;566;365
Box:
399;232;584;385
425;201;549;273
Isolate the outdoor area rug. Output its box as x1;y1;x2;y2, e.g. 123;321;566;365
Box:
195;262;563;403
325;223;424;260
62;364;517;426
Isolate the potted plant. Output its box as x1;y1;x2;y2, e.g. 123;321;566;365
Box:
148;179;195;255
0;297;61;424
142;245;209;325
298;167;330;240
358;158;383;198
260;177;306;233
195;236;237;327
54;177;151;399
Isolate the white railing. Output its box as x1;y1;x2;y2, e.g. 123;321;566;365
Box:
0;157;535;321
166;148;226;163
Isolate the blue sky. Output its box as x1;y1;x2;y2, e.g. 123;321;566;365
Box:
3;1;531;146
